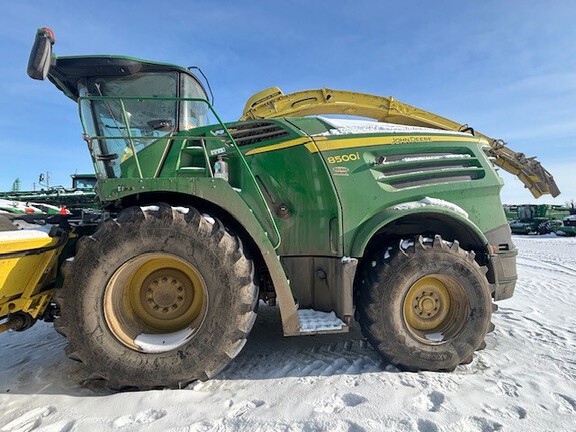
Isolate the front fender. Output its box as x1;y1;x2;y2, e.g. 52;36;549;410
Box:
350;197;489;257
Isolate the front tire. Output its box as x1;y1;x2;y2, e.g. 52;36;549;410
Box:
55;204;257;389
358;235;493;371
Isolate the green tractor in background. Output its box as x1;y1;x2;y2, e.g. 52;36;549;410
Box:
505;204;574;235
506;204;563;235
0;27;560;389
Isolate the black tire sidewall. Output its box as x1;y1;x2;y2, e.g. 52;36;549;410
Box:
362;242;491;371
63;206;254;386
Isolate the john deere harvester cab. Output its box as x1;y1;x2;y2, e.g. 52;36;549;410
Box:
37;46;212;180
14;27;560;389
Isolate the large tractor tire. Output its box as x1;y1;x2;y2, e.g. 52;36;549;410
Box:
358;235;494;372
55;204;257;389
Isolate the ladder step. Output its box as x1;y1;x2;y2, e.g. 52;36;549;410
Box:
178;167;207;173
182;146;204;154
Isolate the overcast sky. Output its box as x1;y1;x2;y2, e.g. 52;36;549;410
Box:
1;1;575;204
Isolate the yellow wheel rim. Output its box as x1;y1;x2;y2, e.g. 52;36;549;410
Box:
403;276;450;331
104;253;207;352
403;274;468;343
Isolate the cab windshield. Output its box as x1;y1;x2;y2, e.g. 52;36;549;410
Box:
78;71;210;178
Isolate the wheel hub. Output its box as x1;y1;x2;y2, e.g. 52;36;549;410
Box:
413;291;441;318
140;269;194;320
403;276;451;332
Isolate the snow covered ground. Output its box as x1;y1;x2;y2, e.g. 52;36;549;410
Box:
1;235;575;431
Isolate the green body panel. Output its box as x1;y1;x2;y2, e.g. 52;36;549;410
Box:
99;118;508;259
234;135;342;256
309;135;506;256
119;137;172;178
185;122;504;259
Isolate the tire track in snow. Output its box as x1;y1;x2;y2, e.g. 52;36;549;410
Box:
1;406;56;432
517;255;576;279
221;332;384;380
215;303;386;381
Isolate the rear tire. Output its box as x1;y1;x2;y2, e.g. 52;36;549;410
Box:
55;203;257;389
358;235;493;371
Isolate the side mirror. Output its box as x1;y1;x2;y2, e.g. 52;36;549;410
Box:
27;27;55;80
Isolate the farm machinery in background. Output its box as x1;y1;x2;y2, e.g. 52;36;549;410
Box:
0;27;562;390
558;214;576;236
0;174;97;215
504;204;576;236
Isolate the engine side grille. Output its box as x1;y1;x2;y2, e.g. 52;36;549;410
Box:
371;151;485;189
223;122;290;146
